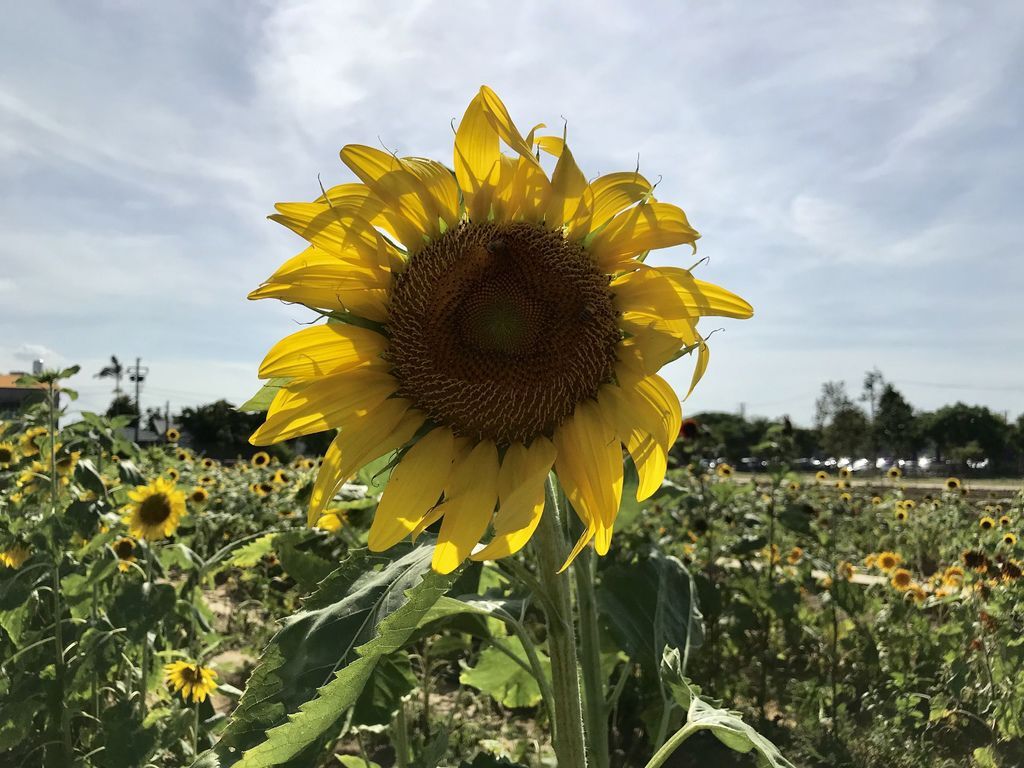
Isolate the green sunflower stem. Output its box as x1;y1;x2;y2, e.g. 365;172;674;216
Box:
575;548;610;768
533;477;588;766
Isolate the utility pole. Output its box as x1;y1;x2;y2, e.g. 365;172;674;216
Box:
127;358;149;444
165;401;170;436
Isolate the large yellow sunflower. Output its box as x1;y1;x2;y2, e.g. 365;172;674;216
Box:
249;86;752;574
123;477;187;540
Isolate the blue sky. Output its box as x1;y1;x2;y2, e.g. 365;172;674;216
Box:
2;1;1022;425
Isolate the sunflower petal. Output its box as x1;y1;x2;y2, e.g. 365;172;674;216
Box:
455;92;500;222
589;201;700;272
270;203;391;268
626;432;668;501
538;136;588;230
250;371;397;445
258;323;388;380
570;171;654;239
553;400;623;563
479;86;539;163
340;145;448;243
472;437;556;561
367;428;455;551
433;440;500;574
308;400;422;525
614;265;753;320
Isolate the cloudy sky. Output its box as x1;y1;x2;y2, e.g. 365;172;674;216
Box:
2;1;1022;425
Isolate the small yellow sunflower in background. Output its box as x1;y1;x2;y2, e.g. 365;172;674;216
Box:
839;466;851;479
837;561;855;581
877;551;901;572
315;510;349;532
123;477;187;540
902;499;916;510
871;496;882;505
907;584;927;604
1003;532;1018;546
887;466;902;479
943;565;965;587
199;474;216;486
863;553;877;568
176;449;191;463
300;457;317;470
839;492;853;503
250;482;266;497
835;479;850;490
945;477;961;491
251;451;270;468
166;467;180;482
272;469;290;485
786;546;803;565
55;450;81;477
999;515;1012;527
112;537;138;572
787;481;800;492
189;486;209;505
815;470;828;482
1;544;30;569
248;86;752;574
201;457;217;470
166;428;180;443
894;508;908;522
979;516;996;531
0;441;18;468
890;568;913;590
716;463;734;478
164;660;219;704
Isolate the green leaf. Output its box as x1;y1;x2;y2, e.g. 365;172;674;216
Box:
357;451;396;496
74;458;107;495
460;636;550;708
659;655;794;768
684;695;795;768
229;534;277;568
337;757;382;768
117;459;146;487
240;378;291;413
108;581;176;641
202;543;455;768
276;532;334;590
352;652;416;726
598;549;703;677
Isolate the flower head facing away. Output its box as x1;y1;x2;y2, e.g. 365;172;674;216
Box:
249;87;752;574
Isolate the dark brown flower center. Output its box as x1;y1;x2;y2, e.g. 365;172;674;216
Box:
114;540;135;559
0;448;12;463
138;494;172;526
386;222;620;445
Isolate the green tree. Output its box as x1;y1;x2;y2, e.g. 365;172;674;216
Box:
873;384;918;458
178;400;266;459
106;393;139;425
919;403;1009;471
814;381;870;458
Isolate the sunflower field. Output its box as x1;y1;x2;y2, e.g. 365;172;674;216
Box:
3;86;1023;768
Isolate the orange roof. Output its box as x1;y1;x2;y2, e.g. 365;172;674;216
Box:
0;374;48;390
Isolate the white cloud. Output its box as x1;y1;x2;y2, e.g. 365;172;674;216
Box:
1;0;1022;424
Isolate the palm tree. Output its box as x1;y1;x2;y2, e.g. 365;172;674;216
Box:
95;356;123;395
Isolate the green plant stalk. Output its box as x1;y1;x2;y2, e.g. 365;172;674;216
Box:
643;721;701;768
759;485;777;725
532;476;588;766
139;549;155;719
394;699;410;768
573;549;610;768
46;379;73;763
